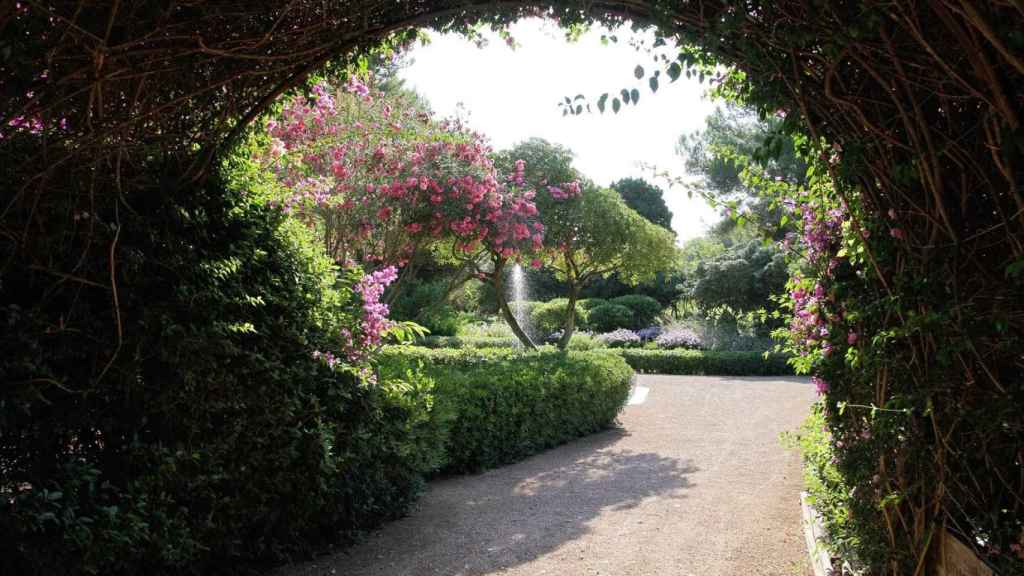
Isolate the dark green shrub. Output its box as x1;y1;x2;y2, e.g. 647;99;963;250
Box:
587;303;635;332
390;280;468;336
377;347;634;473
0;182;447;575
530;298;587;337
610;295;663;328
613;349;794;376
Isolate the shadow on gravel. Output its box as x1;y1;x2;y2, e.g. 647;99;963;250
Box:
279;428;696;576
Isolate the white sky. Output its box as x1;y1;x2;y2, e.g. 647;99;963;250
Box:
400;19;720;241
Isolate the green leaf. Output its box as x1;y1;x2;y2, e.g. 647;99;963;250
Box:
621;88;630;105
1006;259;1024;279
612;98;621;114
649;76;659;92
634;65;644;79
667;62;681;82
630;88;640;104
597;93;609;113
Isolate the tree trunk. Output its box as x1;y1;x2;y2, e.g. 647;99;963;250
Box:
557;281;579;351
492;259;537;350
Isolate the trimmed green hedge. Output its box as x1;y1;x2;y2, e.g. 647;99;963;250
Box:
415;335;519;349
613;349;794;376
377;347;634;473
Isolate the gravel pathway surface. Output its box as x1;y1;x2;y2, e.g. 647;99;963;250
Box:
278;375;816;576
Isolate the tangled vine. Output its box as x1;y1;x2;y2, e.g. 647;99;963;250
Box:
2;1;1022;573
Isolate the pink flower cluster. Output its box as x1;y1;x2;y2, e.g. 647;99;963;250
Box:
263;81;544;267
547;181;581;201
789;277;830;357
800;201;844;267
312;350;340;369
340;266;399;362
812;376;829;395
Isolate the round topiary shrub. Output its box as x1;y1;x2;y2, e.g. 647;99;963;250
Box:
530;298;587;337
587;303;635;332
610;295;663;329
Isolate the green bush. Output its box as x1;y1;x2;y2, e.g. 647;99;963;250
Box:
781;405;875;566
587;303;635;332
610;295;663;328
377;347;634;473
578;298;608;311
530;298;587;337
613;349;794;376
390;281;467;336
566;332;602;350
415;335;518;349
0;183;447;575
456;317;514;339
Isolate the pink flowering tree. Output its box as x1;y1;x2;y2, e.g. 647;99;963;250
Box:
263;78;492;276
262;77;545;348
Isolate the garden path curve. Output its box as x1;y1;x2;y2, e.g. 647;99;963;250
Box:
279;375;816;576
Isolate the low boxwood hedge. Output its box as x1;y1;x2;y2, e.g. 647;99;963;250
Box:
415;335;519;349
613;349;794;376
377;347;634;473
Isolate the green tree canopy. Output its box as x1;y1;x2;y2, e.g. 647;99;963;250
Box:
677;104;806;240
686;239;787;332
610;177;674;232
495;139;678;347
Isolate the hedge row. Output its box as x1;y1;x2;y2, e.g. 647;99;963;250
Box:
1;185;447;575
412;338;794;377
613;349;795;376
415;335;519;349
376;347;634;473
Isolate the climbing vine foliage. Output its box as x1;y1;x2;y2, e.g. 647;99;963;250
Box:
2;1;1023;574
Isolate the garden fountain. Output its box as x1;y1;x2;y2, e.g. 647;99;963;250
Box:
508;263;535;347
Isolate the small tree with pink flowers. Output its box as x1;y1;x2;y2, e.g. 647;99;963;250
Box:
262;77;545;349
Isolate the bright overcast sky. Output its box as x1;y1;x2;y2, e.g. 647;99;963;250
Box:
400;19;720;241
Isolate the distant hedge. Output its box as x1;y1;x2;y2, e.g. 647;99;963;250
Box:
377;347;634;473
613;349;794;376
415;335;519;349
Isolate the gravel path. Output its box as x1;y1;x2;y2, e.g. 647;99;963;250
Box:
278;375;816;576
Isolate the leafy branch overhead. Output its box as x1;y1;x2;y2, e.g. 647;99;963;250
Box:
559;43;716;115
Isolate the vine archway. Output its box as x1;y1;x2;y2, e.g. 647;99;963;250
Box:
2;2;1022;573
